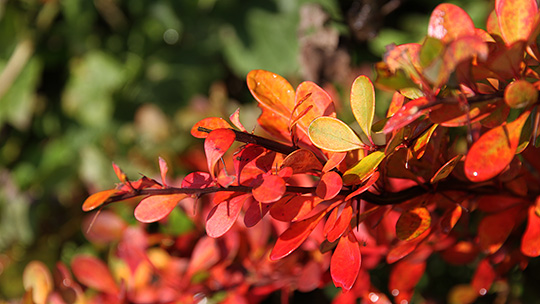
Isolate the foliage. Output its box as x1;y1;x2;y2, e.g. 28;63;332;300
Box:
16;0;540;303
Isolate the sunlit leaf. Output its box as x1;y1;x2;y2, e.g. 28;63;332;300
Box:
322;152;347;172
477;206;520;253
496;0;538;45
428;3;476;43
388;259;426;304
521;205;540;257
205;128;236;178
23;261;53;304
308;117;364;152
351;75;375;140
504;80;538;109
270;195;318;222
464;110;530;182
206;194;249;238
387;92;406;118
330;232;361;291
396;207;431;241
134;194;187;223
471;259;496;295
247;70;295;141
281;149;323;174
326;202;353;242
191;117;232;138
343;151;385;185
430;154;463;183
229;108;247;132
316;171;342;200
270;211;327;260
71;255;119;295
82;189;118;212
252;175;286;203
159;156;168;188
294;81;336;133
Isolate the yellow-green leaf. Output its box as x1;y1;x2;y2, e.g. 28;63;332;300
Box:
343;151;385;185
504;80;538;109
351;75;375;141
308;117;364;152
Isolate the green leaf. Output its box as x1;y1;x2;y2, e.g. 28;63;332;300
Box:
308;117;364;152
343;151;385;185
350;75;375;141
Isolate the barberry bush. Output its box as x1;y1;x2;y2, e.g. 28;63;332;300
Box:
23;0;540;303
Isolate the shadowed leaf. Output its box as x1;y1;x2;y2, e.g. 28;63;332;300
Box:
281;149;323;174
316;171;343;200
430;154;463;183
252;175;286;203
326;203;353;242
206;194;249;238
521;205;540;257
478;206;520;253
471;259;496;294
182;171;213;189
440;205;462;234
396;207;431;241
383;97;431;134
389;259;426;304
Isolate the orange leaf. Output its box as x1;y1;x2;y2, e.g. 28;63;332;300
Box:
430;154;463;184
158;156;168;188
428;3;475;43
477;206;520;254
504;80;538;109
206;194;249;238
270;211;327;260
229;108;247;132
270;195;317;222
294;81;336;134
252;175;286;203
191;117;232;138
134;194;187;223
439;204;462;234
330;232;361;291
383;97;431;134
412;124;438;159
71;255;119;295
464;110;530;182
204;128;236;178
316;171;343;200
322;152;347;172
247;70;295;142
23;261;53;304
82;189;118;212
521;205;540;257
396;207;431;241
496;0;538;45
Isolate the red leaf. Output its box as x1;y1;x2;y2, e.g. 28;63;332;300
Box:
327;202;353;242
191;117;232;138
476;195;525;213
387;92;405;118
316;171;342;200
82;189;118;212
252;175;286;203
345;171;380;201
205;128;236;178
270;211;327;260
396;207;432;241
441;241;480;265
297;261;323;292
229;108;247;132
71;255;119;295
206;194;249;238
82;210;126;243
244;197;271;227
496;0;538;45
181;171;213;189
387;240;420;264
330;232;361;291
521;205;540;257
464;110;530;182
471;259;496;295
383;97;431;134
388;259;426;304
134;194;187;223
270;195;316;222
439;205;462;234
428;3;475;43
185;236;220;277
477;206;520;254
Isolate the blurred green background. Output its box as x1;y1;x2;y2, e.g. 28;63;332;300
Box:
0;0;490;300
